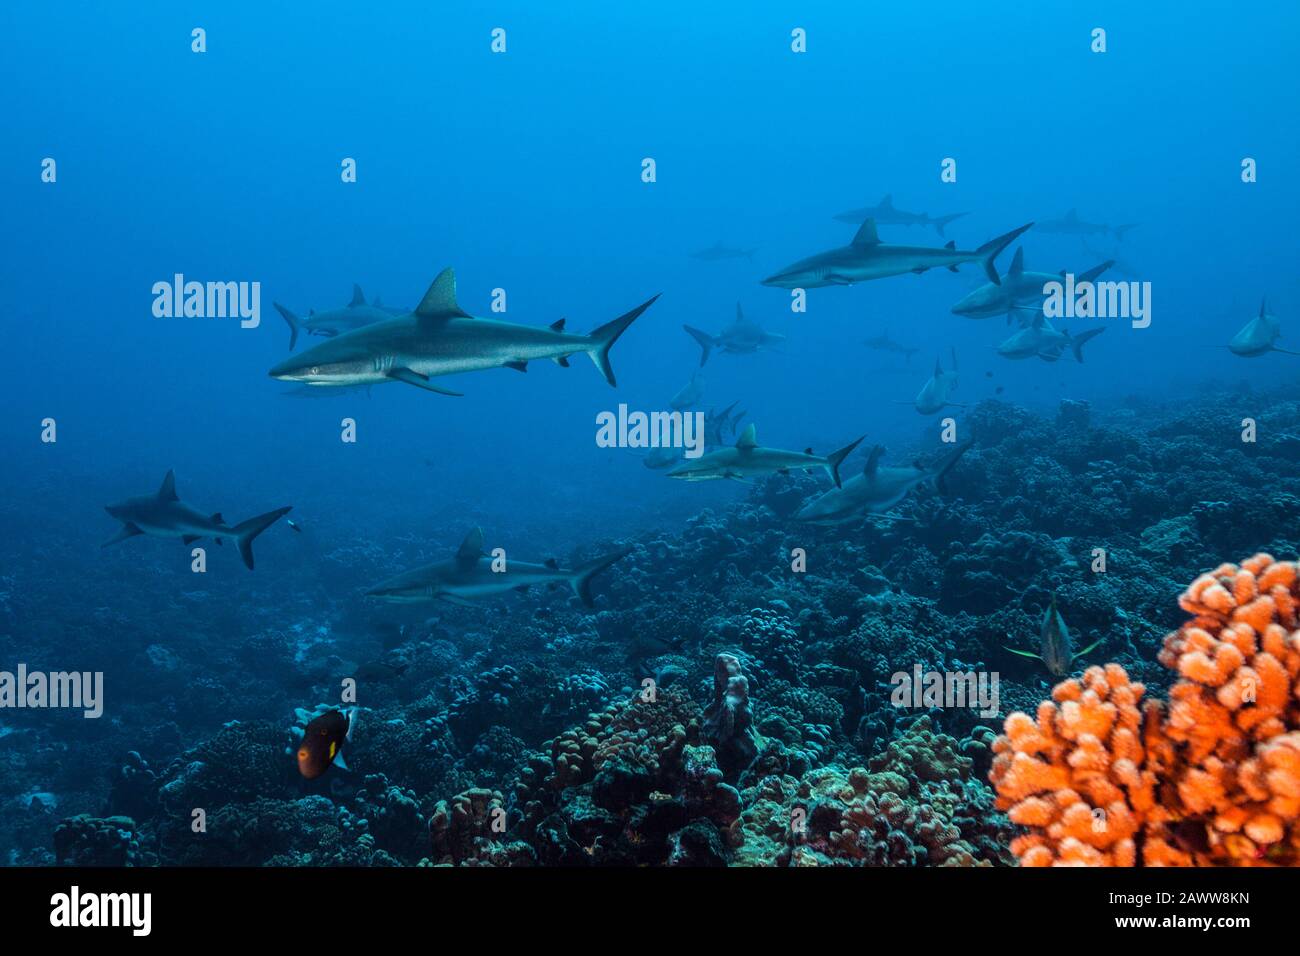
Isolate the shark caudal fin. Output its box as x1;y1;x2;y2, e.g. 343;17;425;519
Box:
976;223;1035;285
569;546;634;607
931;439;973;494
683;325;715;366
825;435;866;488
274;303;302;351
586;295;661;387
932;212;967;237
1112;224;1138;241
1067;327;1106;362
232;506;292;570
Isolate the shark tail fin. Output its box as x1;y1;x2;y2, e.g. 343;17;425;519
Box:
976;223;1035;285
232;506;292;570
932;212;967;237
586;295;660;387
569;546;633;608
932;439;973;494
1112;223;1138;241
1068;327;1106;362
683;325;714;366
825;435;866;488
274;303;301;351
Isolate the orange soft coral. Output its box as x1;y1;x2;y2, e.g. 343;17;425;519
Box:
993;554;1300;866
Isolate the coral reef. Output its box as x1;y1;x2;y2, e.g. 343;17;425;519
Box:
993;554;1300;866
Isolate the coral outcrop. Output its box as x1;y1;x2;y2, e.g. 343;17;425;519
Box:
993;554;1300;866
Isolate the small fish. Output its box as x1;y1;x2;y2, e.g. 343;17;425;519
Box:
296;709;353;780
1003;595;1104;676
354;660;409;681
287;519;303;533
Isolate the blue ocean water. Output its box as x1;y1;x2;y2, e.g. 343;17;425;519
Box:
2;2;1299;869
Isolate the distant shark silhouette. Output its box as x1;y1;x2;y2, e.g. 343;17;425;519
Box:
365;527;630;607
762;219;1032;289
103;470;291;570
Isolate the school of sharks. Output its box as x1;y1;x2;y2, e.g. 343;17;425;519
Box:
6;4;1298;875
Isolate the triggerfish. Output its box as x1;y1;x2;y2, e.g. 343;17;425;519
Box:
296;709;354;779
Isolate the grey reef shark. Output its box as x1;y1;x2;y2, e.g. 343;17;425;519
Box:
762;219;1033;289
1228;300;1299;357
365;527;631;607
951;248;1114;325
795;441;972;525
1036;209;1136;240
274;284;396;350
683;303;785;366
689;240;759;262
270;268;659;396
832;194;967;236
666;424;864;486
900;350;962;415
996;314;1105;363
103;470;291;570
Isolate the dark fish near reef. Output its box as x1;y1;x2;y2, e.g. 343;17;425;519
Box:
354;660;409;681
1003;594;1104;676
287;519;303;532
365;527;632;608
296;709;353;779
102;469;292;571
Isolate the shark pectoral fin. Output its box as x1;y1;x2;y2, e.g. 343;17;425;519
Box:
386;367;464;396
102;523;143;547
503;361;528;372
553;355;571;366
1073;638;1106;660
1002;646;1045;661
182;535;201;545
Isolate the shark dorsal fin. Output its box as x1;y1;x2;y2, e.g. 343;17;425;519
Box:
736;424;758;449
880;194;893;209
735;302;744;324
934;355;943;377
863;445;884;477
159;469;178;501
416;268;471;320
456;527;485;564
1008;247;1024;277
852;219;880;246
349;284;365;308
550;318;566;332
